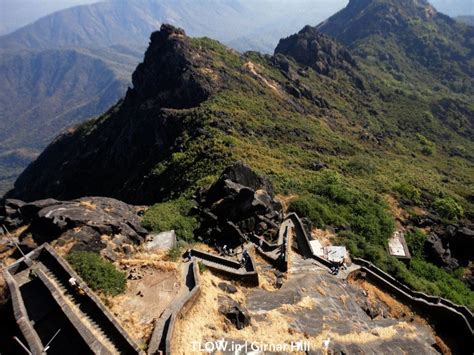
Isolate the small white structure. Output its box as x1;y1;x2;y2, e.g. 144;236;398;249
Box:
310;240;324;257
144;230;177;251
388;231;411;259
324;246;347;263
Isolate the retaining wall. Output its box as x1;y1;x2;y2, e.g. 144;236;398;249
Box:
279;222;290;272
3;270;45;354
148;261;201;355
351;259;473;340
287;213;333;268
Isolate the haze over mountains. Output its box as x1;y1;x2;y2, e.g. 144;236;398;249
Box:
2;0;472;36
0;0;345;194
0;0;473;195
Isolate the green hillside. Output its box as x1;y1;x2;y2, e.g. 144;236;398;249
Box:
5;2;474;308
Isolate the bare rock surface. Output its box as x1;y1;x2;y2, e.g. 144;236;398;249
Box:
1;196;147;252
246;270;438;354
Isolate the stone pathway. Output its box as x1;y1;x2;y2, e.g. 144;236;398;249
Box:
246;270;439;354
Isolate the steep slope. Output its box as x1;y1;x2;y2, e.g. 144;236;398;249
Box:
6;20;473;209
5;24;371;203
316;0;474;93
6;25;225;203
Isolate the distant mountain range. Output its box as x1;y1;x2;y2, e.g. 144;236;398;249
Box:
0;0;473;195
0;0;346;195
457;15;474;26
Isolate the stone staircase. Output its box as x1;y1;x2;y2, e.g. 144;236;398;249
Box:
189;249;258;285
39;264;120;354
194;256;244;274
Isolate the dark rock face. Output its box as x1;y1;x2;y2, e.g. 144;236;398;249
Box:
275;25;356;76
5;24;220;205
127;24;215;109
196;162;283;247
1;197;147;252
218;295;251;330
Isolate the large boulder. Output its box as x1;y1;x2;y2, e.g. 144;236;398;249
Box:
450;227;474;265
424;234;459;271
202;161;276;205
0;196;147;252
218;295;251;330
197;162;283;247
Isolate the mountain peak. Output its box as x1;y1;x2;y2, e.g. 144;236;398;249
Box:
274;26;356;76
317;0;439;43
317;0;473;92
127;24;218;109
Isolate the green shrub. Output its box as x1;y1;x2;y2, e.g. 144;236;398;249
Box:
407;259;474;308
198;261;207;273
288;195;336;228
166;245;184;262
345;156;376;175
416;133;436;156
142;198;198;241
433;197;464;220
421;145;435;156
405;228;426;258
66;252;126;296
291;171;395;247
393;182;421;203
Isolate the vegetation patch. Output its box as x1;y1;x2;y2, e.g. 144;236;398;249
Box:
67;251;126;296
289;170;395;245
289;171;473;308
142;198;199;242
432;196;464;221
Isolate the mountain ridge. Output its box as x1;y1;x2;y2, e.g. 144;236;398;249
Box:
316;0;474;94
0;0;354;195
3;0;474;314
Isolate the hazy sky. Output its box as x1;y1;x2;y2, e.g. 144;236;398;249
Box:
0;0;472;35
0;0;99;34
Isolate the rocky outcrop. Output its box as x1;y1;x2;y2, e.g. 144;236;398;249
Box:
196;162;283;247
5;24;221;205
275;25;356;76
411;211;474;273
1;197;147;252
218;295;251;330
127;24;216;109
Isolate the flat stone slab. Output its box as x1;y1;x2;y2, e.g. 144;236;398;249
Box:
144;230;177;251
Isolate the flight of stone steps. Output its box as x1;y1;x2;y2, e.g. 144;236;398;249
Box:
41;265;120;354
